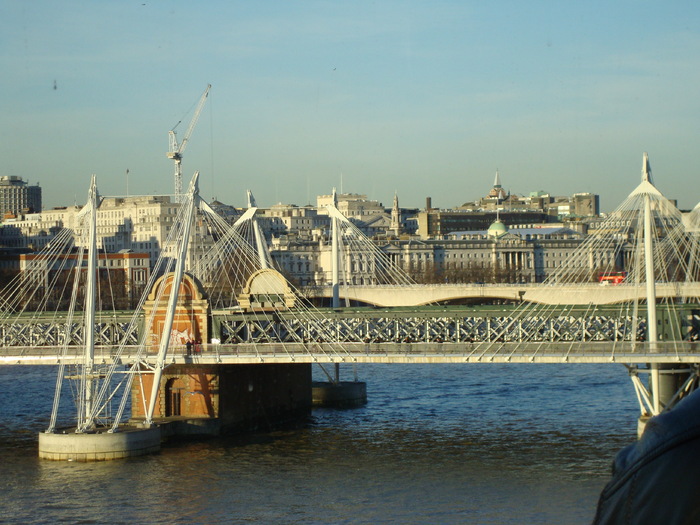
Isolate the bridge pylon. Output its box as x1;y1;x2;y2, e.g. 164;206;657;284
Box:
627;153;700;436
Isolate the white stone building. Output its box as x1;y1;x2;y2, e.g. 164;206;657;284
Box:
0;195;214;270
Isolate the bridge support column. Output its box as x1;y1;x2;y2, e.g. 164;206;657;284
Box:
312;379;367;407
635;303;700;437
632;364;698;438
311;363;367;407
131;363;312;436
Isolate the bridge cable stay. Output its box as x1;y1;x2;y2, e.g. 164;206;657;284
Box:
58;174;207;432
321;191;446;370
142;174;201;426
324;203;416;289
6;226;90;430
81;176;194;431
188;193;361;364
107;189;200;429
71;201;179;431
222;187;418;315
50;238;88;431
28;180;101;432
106;216;190;429
246;190;273;270
83;172;221;431
187;158;700;415
463;192;602;356
6;157;700;432
0;175;137;433
215;191;273;274
194;192;382;355
317;191;420;377
0;176;368;433
466;154;700;419
129;162;700;374
480;159;686;345
195;194;277;307
191;212;300;363
684;203;700;291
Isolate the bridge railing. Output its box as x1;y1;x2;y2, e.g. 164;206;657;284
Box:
200;341;700;362
3;341;700;365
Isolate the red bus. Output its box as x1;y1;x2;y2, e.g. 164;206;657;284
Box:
599;271;626;285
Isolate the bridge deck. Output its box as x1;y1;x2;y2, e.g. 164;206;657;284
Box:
3;342;699;366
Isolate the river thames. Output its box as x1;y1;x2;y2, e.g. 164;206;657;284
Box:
0;363;637;524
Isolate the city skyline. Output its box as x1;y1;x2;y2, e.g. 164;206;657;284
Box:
3;2;700;212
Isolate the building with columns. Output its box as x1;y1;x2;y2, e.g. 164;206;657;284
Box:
268;217;620;289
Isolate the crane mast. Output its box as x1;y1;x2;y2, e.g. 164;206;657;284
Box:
167;84;211;200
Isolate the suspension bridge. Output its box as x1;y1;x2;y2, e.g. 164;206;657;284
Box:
0;153;698;460
3;302;698;366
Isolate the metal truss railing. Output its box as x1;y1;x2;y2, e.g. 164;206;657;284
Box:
0;318;139;348
218;314;649;345
1;308;698;365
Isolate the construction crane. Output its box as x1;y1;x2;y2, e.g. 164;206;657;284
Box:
167;84;211;200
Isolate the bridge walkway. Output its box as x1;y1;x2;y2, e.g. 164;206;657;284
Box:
3;341;700;366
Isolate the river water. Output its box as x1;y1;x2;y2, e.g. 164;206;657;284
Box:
0;363;637;524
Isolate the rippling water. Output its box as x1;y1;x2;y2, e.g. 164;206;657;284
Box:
0;364;637;524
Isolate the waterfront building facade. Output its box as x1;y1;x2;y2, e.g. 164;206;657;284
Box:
18;251;150;309
0;184;612;292
0;195;214;270
268;219;620;288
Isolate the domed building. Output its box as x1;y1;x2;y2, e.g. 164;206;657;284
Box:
487;218;509;239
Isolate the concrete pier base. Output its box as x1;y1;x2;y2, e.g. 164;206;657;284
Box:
38;425;161;461
312;381;367;407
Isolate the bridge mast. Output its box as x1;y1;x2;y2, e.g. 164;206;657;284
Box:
145;172;200;426
329;188;341;383
248;190;270;269
331;188;340;309
228;190;272;269
641;153;661;414
78;175;99;432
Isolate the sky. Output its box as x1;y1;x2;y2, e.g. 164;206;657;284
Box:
2;1;700;212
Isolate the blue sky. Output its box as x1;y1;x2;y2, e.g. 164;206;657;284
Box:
2;1;699;211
